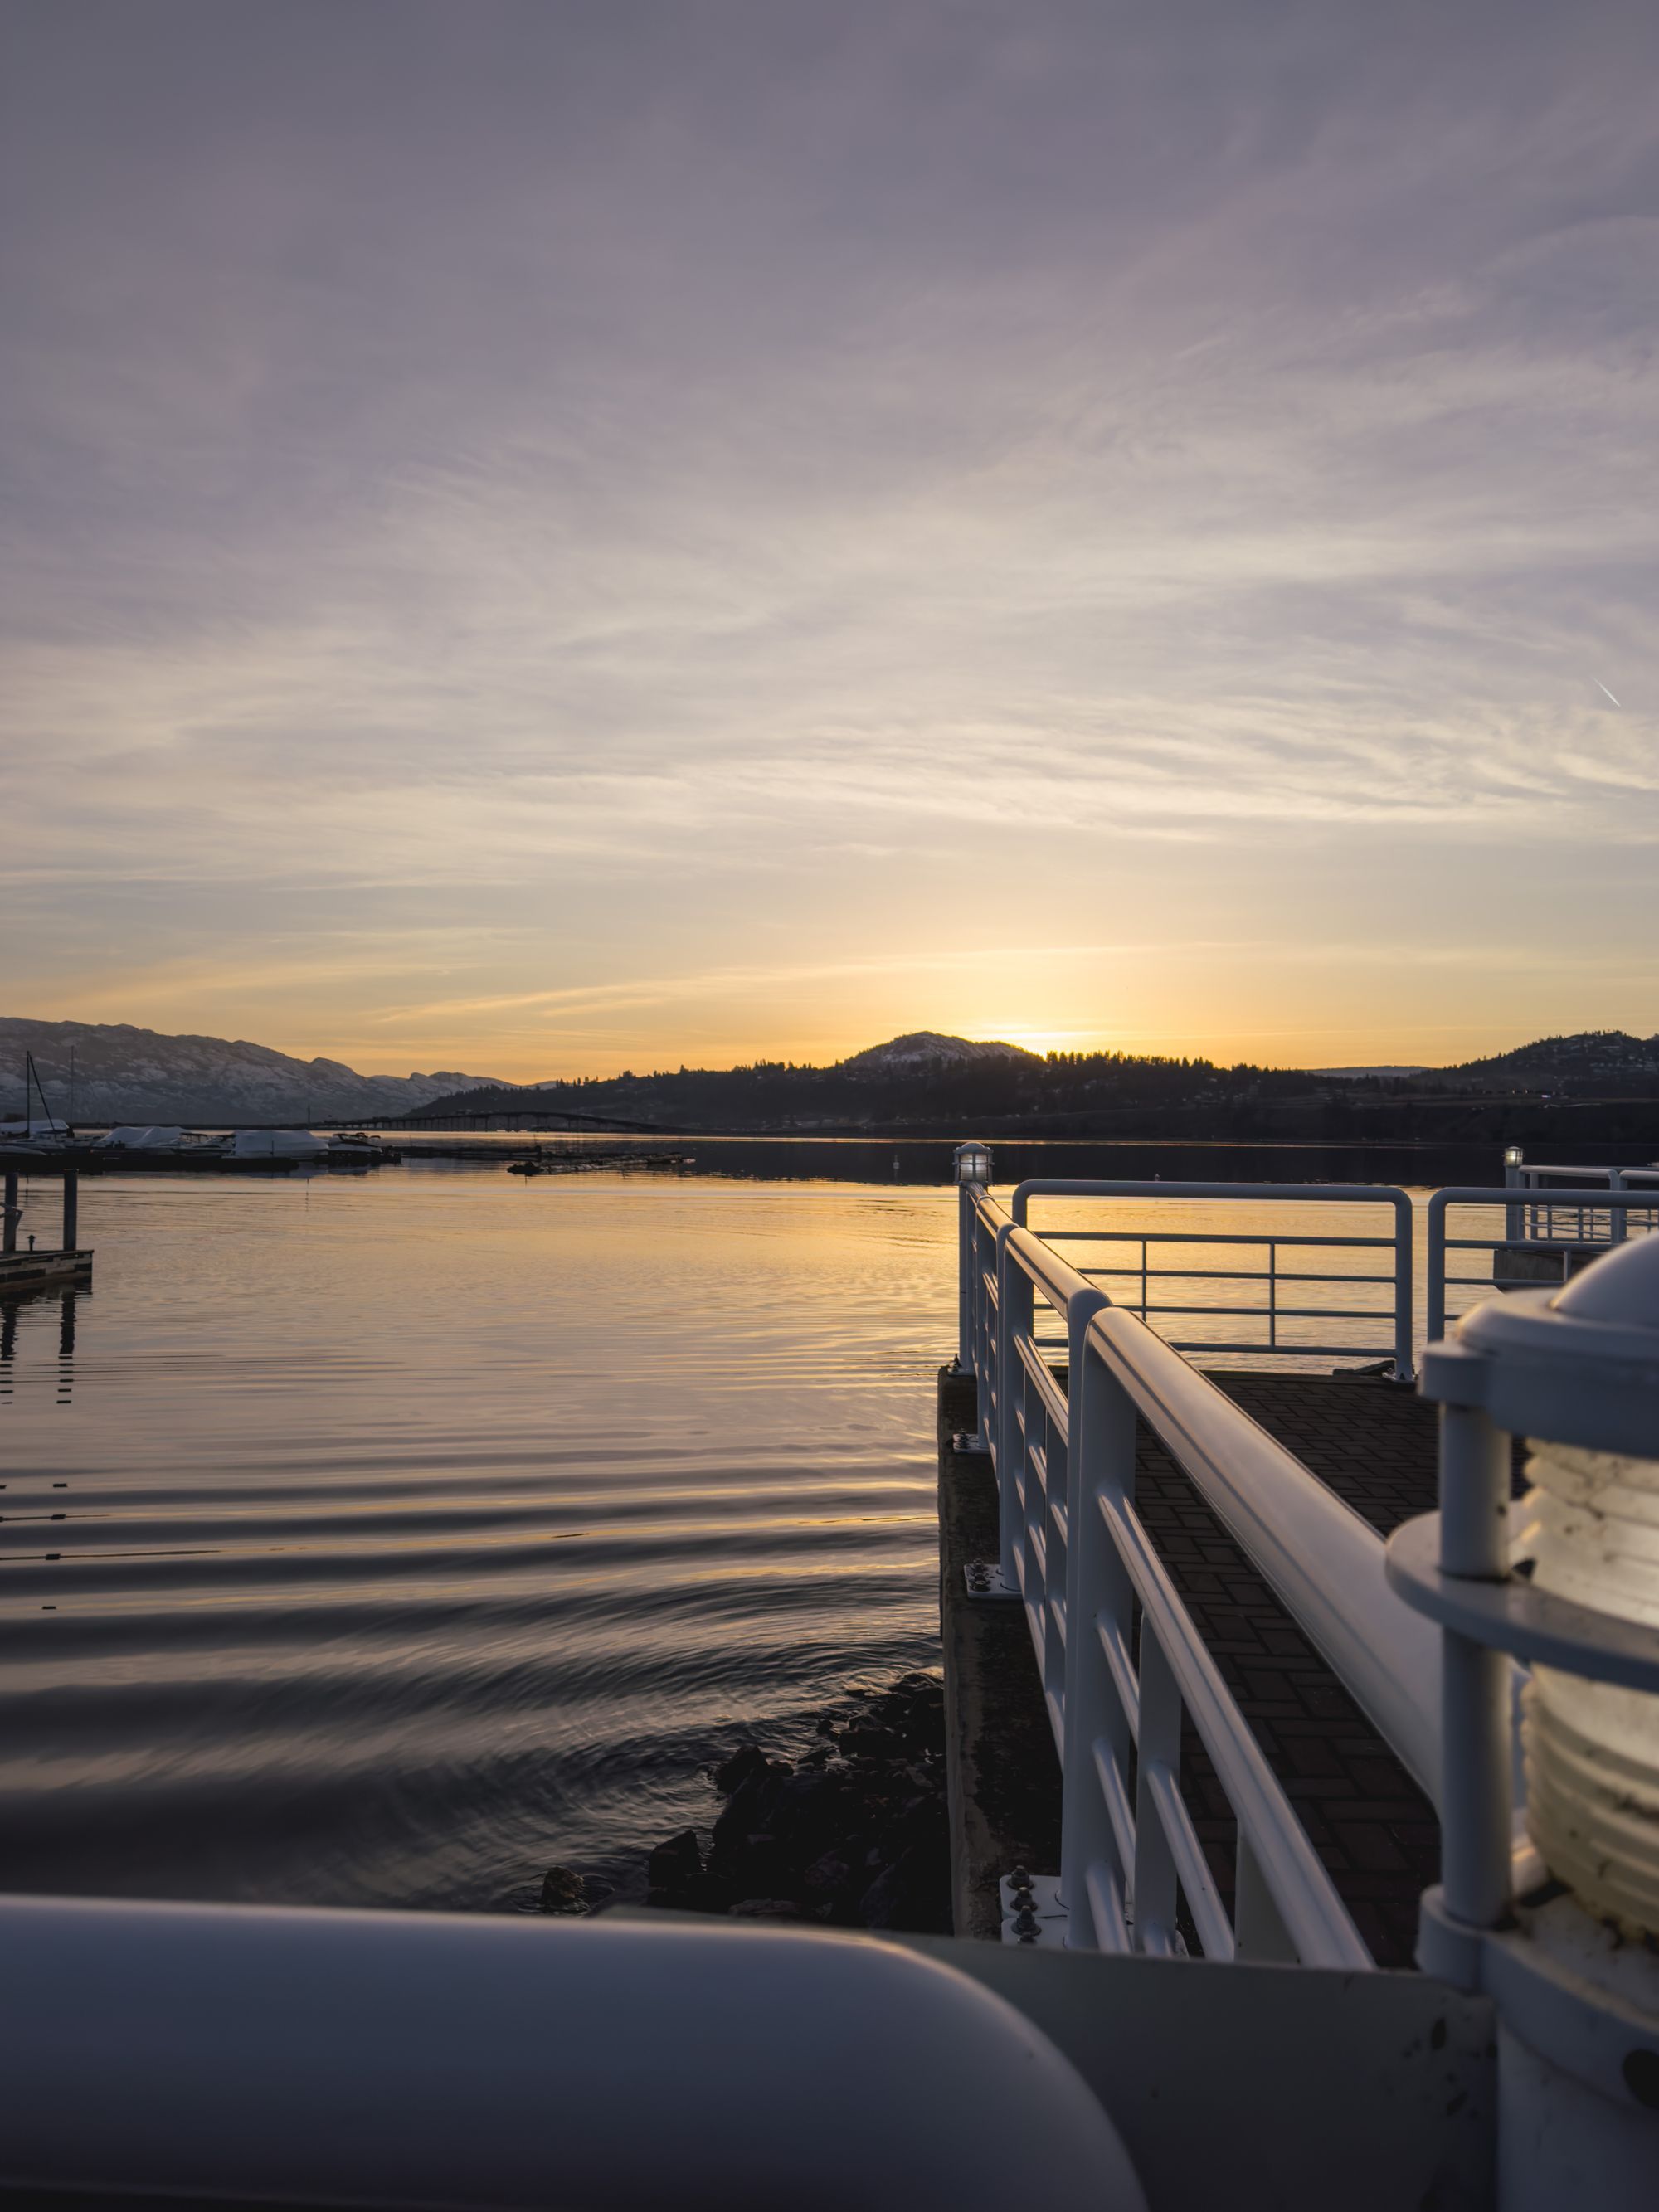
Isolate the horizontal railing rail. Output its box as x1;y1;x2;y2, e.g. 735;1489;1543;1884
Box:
1428;1185;1659;1343
1009;1180;1414;1379
1508;1160;1659;1184
962;1179;1435;1968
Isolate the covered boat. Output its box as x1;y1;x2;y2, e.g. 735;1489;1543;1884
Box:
231;1129;333;1160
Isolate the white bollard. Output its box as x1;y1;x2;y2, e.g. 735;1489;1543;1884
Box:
1394;1233;1659;2211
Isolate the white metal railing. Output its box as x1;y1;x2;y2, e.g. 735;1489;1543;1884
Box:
1010;1179;1415;1379
959;1174;1440;1969
1501;1155;1659;1248
1428;1186;1659;1343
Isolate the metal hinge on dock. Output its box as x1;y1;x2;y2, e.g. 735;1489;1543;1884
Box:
963;1559;1019;1600
1000;1868;1065;1947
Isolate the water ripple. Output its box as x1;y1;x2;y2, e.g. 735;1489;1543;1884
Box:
0;1168;956;1908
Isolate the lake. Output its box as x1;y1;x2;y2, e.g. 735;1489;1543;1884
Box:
0;1139;1508;1912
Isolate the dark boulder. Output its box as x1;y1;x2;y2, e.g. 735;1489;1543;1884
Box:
637;1669;950;1934
858;1842;951;1933
646;1828;708;1908
713;1743;774;1794
538;1864;591;1915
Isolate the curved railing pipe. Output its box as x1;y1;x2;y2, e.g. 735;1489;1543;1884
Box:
0;1896;1148;2212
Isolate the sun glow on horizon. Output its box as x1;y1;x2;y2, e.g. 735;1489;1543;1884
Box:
969;1027;1111;1059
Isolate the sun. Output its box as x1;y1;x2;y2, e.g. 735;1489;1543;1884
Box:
973;1026;1100;1058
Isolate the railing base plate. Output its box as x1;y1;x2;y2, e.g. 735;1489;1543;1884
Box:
964;1560;1019;1602
1000;1871;1066;1946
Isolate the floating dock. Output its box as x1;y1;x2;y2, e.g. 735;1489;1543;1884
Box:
0;1247;93;1296
2;1169;92;1291
504;1149;694;1175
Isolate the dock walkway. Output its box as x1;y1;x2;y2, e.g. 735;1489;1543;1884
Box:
939;1369;1508;1966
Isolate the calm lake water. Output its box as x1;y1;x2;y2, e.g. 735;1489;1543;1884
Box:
0;1161;958;1911
0;1140;1511;1913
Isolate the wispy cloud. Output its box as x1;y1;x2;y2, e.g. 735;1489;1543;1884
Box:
3;2;1657;1070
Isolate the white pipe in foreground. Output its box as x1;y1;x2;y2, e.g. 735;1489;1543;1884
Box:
0;1895;1146;2212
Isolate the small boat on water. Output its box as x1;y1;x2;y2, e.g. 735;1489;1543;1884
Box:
506;1149;696;1177
99;1125;233;1156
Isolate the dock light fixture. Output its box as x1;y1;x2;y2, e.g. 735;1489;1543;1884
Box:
953;1140;993;1187
1505;1145;1525;1169
951;1142;994;1384
1389;1232;1659;2210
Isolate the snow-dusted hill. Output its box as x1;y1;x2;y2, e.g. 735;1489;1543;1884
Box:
836;1031;1040;1076
0;1018;508;1125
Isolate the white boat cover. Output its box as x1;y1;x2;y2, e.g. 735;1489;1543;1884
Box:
231;1129;331;1159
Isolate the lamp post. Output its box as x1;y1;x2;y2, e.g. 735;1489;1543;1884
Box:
1387;1232;1659;2209
1504;1146;1525;1242
951;1141;993;1387
952;1140;992;1188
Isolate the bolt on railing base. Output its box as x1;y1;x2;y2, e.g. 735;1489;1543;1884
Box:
964;1560;1020;1601
1000;1869;1066;1947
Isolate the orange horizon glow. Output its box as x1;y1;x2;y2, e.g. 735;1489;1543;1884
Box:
9;961;1639;1084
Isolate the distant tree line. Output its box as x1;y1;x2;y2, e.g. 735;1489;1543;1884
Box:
406;1028;1659;1143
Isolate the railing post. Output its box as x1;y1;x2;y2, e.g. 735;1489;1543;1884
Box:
1426;1194;1448;1347
61;1172;78;1252
995;1233;1029;1588
1061;1325;1135;1950
956;1184;975;1371
975;1213;992;1400
1039;1364;1066;1710
1610;1169;1627;1243
1436;1398;1513;1930
1234;1835;1296;1962
1393;1189;1414;1382
1504;1150;1523;1244
1132;1625;1182;1955
2;1171;18;1253
951;1142;993;1383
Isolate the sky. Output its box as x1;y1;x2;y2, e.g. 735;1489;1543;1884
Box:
3;1;1657;1081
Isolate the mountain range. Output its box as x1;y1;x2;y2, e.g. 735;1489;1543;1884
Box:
0;1018;504;1126
3;1017;1657;1130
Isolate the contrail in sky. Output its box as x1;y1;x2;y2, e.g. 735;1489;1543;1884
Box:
1594;679;1622;707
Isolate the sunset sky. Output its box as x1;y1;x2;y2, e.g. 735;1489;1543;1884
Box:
4;1;1657;1081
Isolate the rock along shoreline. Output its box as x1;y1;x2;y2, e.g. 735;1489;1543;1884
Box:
542;1671;951;1934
